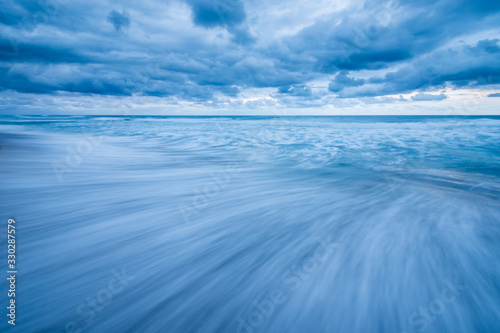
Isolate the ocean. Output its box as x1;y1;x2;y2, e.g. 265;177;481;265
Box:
1;115;500;332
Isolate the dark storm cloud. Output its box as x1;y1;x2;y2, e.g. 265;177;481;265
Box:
411;93;447;101
329;72;365;93
185;0;246;28
282;0;500;93
362;39;500;96
0;0;499;107
184;0;254;44
107;10;130;31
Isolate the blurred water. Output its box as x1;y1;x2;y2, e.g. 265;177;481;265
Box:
1;115;500;333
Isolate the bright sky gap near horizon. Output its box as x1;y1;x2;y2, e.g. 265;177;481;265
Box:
0;0;500;114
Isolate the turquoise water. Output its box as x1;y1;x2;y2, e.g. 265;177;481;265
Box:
1;116;500;332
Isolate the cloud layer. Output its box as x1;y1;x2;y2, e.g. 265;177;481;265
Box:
0;0;499;112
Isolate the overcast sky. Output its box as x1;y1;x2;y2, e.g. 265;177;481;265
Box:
1;0;500;114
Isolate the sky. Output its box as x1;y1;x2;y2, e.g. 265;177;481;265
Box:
0;0;500;115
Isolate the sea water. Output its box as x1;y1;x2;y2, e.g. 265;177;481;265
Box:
0;116;499;333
